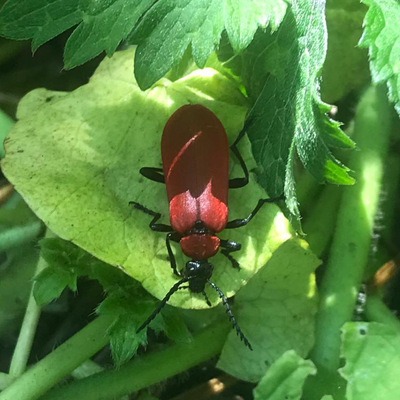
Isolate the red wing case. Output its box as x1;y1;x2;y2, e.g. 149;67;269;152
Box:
161;105;229;234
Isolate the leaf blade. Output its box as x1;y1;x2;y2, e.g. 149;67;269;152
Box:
241;0;354;220
360;0;400;117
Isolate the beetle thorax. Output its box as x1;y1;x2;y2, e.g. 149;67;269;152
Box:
180;233;220;260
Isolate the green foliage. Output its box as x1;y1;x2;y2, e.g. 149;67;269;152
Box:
0;0;154;69
240;0;355;220
34;238;128;305
34;237;192;365
0;0;357;224
1;1;400;399
97;291;153;366
253;350;316;400
0;0;287;86
218;239;320;381
340;322;400;400
132;0;287;89
360;0;400;117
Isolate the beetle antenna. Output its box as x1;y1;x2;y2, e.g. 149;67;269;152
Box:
207;280;253;351
137;278;188;333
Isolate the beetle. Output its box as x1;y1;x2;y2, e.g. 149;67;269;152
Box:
131;104;283;350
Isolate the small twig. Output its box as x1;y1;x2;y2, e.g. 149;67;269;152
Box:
369;254;400;290
169;374;237;400
0;183;14;206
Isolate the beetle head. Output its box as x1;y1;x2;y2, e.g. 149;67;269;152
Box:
183;259;213;293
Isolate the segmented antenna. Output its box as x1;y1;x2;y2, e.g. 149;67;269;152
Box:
207;280;253;351
136;278;188;333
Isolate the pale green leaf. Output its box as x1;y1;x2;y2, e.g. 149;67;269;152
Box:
2;49;292;310
253;350;316;400
340;322;400;400
218;239;320;381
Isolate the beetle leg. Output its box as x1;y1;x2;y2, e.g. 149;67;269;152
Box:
229;144;249;189
220;239;241;251
140;167;165;183
221;250;240;270
202;290;212;307
225;195;284;229
129;201;172;232
166;232;182;277
229;121;250;189
220;239;241;270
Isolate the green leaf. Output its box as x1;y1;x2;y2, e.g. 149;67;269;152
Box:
132;0;287;90
222;0;287;52
340;322;400;400
2;49;293;310
253;350;316;400
33;265;77;306
360;0;400;117
241;0;355;220
162;308;193;344
99;293;150;366
0;0;154;69
217;239;320;382
0;108;13;158
34;238;134;305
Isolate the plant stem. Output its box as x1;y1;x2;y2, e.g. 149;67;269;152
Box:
40;322;230;400
0;315;114;400
364;295;400;333
0;221;43;253
303;185;342;258
364;154;400;280
296;169;322;215
0;374;13;391
8;255;48;379
311;85;392;372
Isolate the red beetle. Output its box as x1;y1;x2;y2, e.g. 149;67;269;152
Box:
131;105;282;350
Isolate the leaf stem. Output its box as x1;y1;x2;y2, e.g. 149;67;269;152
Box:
311;85;393;372
364;294;400;333
40;322;230;400
8;255;48;378
0;221;43;253
0;315;114;400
